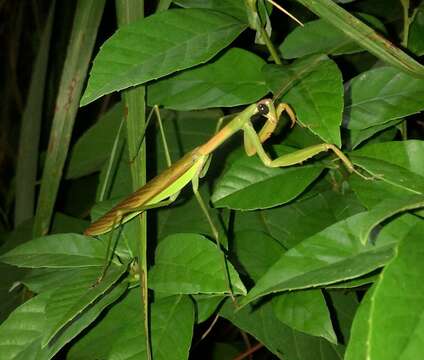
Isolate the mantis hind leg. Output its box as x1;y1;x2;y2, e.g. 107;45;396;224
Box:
191;175;236;303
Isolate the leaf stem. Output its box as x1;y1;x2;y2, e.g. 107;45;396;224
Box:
258;25;282;65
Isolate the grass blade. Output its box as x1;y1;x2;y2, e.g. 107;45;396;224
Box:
14;1;55;226
33;0;106;236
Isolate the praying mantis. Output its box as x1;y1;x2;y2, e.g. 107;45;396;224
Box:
85;98;367;239
84;98;369;360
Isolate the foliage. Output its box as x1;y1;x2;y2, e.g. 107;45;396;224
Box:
1;0;424;359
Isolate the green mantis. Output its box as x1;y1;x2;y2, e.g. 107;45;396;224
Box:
85;98;366;239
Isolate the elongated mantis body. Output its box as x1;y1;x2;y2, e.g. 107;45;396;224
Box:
84;98;365;237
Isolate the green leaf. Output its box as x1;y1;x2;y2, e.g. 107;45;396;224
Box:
192;294;224;323
344;67;424;130
328;290;359;344
261;191;365;249
350;140;424;176
21;268;88;293
349;118;401;148
80;8;247;105
174;0;249;23
147;48;267;110
352;157;424;195
42;264;128;346
344;284;376;359
279;13;385;58
149;233;246;295
0;234;105;268
0;282;126;360
239;199;423;306
157;185;225;240
273;289;337;344
326;273;378;289
294;0;424;78
346;220;424;359
264;57;343;146
232;231;285;281
108;295;193;360
350;141;424;198
408;3;424;56
212;146;324;210
67;103;123;179
221;299;344;359
69;290;194;360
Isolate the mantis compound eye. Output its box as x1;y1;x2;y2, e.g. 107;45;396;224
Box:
257;102;269;115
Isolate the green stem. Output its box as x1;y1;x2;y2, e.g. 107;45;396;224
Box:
258;25;282;65
400;0;410;140
115;1;150;360
401;0;410;47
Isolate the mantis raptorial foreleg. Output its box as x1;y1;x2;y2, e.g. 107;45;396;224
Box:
243;121;372;179
244;102;297;156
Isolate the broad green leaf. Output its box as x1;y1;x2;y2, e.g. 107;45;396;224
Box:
350;140;424;177
350;178;412;209
148;233;246;295
261;191;365;249
0;219;34;322
263;54;327;100
232;231;285;281
240;199;423;306
80;9;246;105
108;295;193;360
42;264;128;346
408;3;424;56
264;57;344;146
349;118;401;148
294;0;424;77
174;0;249;23
0;234;105;268
50;213;88;234
273;289;337;344
107;292;194;360
221;299;344;359
231;208;273;235
157;185;225;241
328;290;359;344
326;272;378;289
350;141;424;202
346;220;424;359
0;292;53;360
344;285;376;359
352;157;424;195
344;67;424;130
0;283;126;360
212;146;324;210
279;13;385;58
21;268;88;293
67;103;123;179
192;294;224;323
69;290;193;360
147;48;267;110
